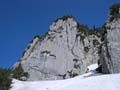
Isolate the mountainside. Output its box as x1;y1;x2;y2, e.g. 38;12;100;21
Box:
13;3;120;81
13;16;103;81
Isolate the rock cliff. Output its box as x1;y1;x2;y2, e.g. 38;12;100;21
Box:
13;3;120;81
13;16;103;81
99;4;120;74
100;19;120;74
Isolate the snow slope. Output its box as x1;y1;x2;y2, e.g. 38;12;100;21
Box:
11;73;120;90
11;64;120;90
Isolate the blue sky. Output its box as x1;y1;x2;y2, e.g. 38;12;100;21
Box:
0;0;119;68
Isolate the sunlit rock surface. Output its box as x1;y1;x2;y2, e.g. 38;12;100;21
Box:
13;17;103;81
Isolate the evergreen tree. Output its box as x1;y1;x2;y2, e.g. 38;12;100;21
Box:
12;63;29;80
109;3;120;21
0;68;12;90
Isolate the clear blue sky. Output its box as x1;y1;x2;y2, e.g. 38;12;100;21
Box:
0;0;119;68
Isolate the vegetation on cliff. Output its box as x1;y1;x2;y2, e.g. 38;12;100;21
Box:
12;63;29;81
0;68;12;90
109;3;120;21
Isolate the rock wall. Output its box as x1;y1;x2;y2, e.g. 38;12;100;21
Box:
99;4;120;74
13;16;103;81
13;4;120;80
100;19;120;74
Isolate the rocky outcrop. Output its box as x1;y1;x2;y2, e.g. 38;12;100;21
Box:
12;3;120;81
99;3;120;74
13;16;103;81
100;19;120;74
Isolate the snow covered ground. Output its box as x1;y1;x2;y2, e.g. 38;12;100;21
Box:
87;63;98;72
10;64;120;90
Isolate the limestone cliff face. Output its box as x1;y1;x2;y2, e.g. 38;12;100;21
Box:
13;16;103;81
99;4;120;74
100;19;120;74
13;4;120;81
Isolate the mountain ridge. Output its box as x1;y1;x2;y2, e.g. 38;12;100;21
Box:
13;3;120;81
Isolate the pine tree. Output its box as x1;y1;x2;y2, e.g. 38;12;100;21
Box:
12;63;29;80
0;68;12;90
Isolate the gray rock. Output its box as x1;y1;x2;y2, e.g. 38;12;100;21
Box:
100;19;120;74
13;16;102;81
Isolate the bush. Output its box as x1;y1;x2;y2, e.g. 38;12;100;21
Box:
109;3;120;21
12;63;29;81
77;24;96;36
77;24;89;43
54;15;75;22
0;68;12;90
77;24;96;45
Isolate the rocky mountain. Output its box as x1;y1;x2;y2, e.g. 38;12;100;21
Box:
13;3;120;81
13;16;103;81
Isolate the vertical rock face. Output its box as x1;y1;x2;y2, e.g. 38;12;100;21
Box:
100;4;120;74
13;16;103;81
100;19;120;74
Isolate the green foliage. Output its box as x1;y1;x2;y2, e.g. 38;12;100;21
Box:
0;64;29;90
77;24;88;45
103;23;111;30
12;63;29;81
33;35;40;39
0;68;12;90
77;24;95;45
77;24;96;36
110;3;120;15
109;3;120;21
54;15;75;22
77;24;89;35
